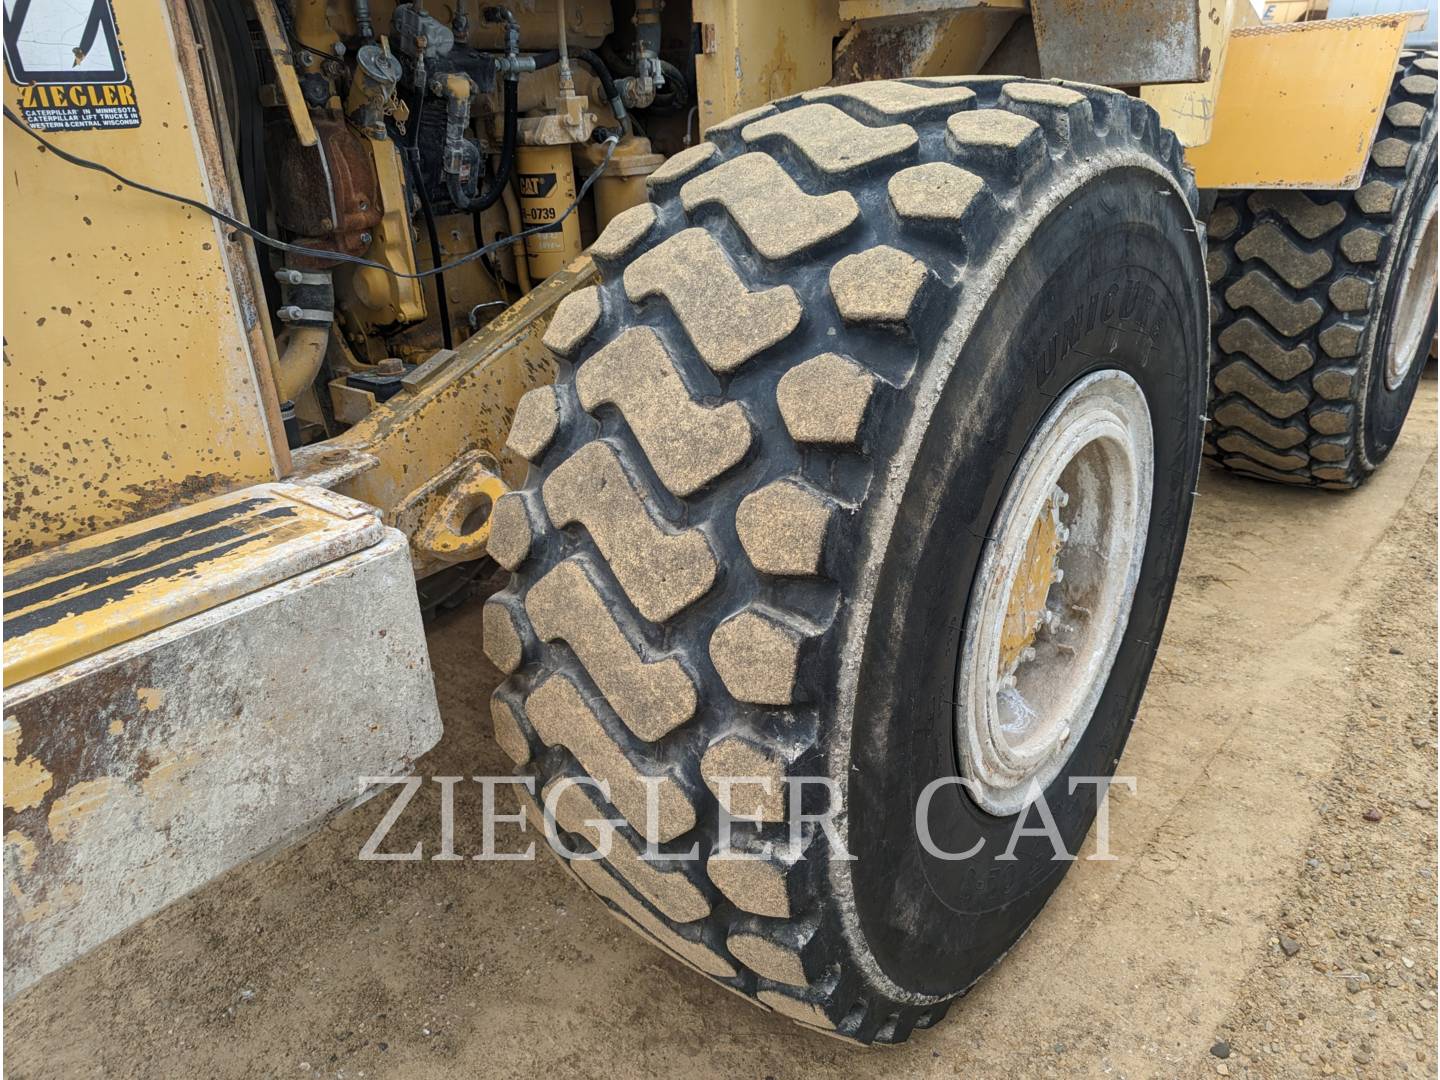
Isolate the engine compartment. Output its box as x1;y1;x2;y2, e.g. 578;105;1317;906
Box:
211;1;694;446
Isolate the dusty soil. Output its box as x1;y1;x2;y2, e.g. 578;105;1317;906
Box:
7;383;1437;1080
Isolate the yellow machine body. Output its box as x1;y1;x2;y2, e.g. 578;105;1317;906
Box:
1;0;286;561
1186;13;1422;188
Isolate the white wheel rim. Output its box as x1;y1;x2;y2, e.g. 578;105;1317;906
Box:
1385;187;1438;393
955;370;1154;818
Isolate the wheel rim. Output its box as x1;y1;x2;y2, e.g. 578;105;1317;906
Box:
955;370;1154;818
1385;187;1438;392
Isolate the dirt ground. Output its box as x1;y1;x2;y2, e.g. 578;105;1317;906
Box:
7;382;1437;1080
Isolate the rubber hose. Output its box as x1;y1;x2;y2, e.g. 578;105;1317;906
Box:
403;91;454;349
530;48;621;114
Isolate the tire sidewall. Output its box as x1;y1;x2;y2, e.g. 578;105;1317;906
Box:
1360;131;1439;471
841;166;1207;999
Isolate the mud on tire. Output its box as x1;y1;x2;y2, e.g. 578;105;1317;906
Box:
1205;50;1438;488
483;78;1207;1042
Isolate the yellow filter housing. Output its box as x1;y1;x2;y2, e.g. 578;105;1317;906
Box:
516;143;583;281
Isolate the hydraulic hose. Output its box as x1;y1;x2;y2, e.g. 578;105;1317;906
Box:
402;93;454;349
529;48;624;120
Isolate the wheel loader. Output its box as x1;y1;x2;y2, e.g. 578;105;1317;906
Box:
3;0;1434;1044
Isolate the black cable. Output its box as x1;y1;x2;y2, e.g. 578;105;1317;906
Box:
4;105;618;281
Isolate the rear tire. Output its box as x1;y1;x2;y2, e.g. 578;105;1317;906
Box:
484;78;1206;1042
1204;50;1438;489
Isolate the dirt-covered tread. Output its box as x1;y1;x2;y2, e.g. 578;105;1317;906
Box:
1205;51;1437;487
486;76;1198;1043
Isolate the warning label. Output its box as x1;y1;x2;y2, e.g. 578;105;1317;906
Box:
3;0;141;131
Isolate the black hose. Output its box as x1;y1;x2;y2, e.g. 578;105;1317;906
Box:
403;93;454;349
651;61;691;112
448;76;516;213
529;48;622;115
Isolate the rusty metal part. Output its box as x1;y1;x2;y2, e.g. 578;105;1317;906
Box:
833;4;1023;84
1031;0;1207;86
269;116;384;260
3;491;439;998
1185;14;1417;189
339;134;428;328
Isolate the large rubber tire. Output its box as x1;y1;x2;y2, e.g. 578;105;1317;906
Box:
1204;50;1438;489
483;78;1206;1043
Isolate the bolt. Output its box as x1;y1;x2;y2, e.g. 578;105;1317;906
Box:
359;231;373;246
358;198;369;211
276;305;304;322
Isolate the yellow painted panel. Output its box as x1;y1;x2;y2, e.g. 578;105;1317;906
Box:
2;0;280;560
694;0;841;134
1142;0;1259;147
2;484;382;687
1184;14;1413;189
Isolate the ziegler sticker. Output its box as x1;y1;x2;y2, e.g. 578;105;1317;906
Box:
3;0;140;131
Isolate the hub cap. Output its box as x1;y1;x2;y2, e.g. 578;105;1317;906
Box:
1385;187;1438;392
955;370;1154;817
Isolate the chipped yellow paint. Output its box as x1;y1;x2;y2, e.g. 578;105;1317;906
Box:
5;829;39;875
1185;15;1414;189
46;777;120;844
693;0;840;134
137;754;195;801
999;495;1060;674
4;720;53;812
2;0;281;560
135;688;164;712
107;720;126;737
3;484;383;687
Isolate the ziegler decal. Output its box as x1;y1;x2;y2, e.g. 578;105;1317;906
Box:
3;0;140;131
